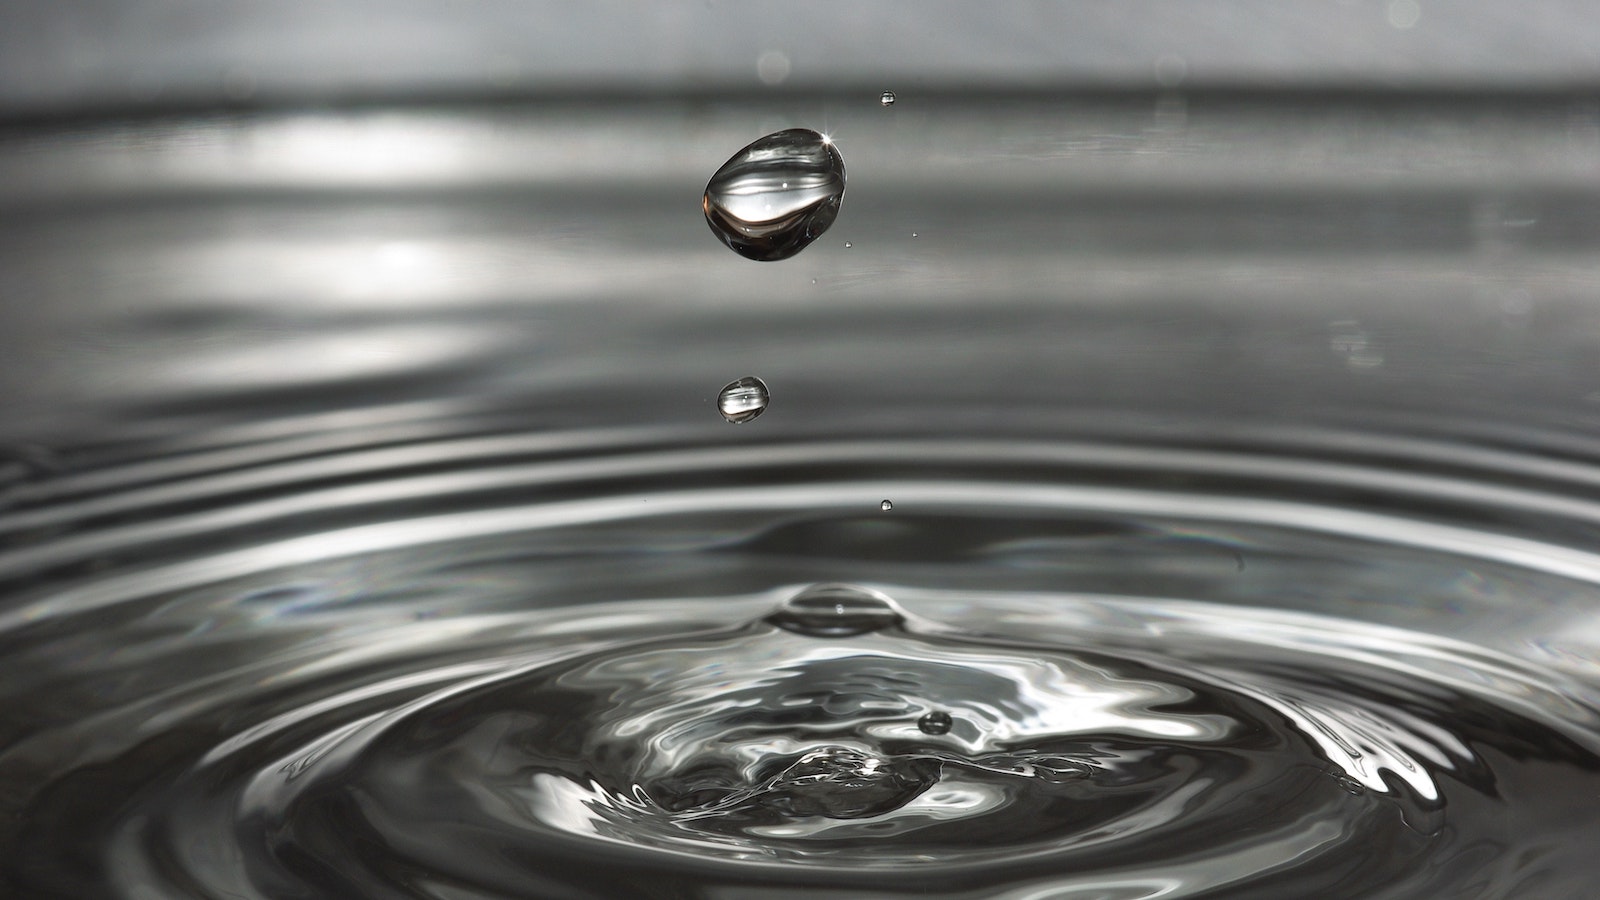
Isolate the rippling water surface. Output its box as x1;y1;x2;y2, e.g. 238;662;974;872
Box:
3;92;1600;898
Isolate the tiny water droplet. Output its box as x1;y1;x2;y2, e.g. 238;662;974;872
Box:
768;583;903;637
716;376;769;424
880;90;897;107
917;711;952;735
911;232;918;238
880;499;893;511
843;241;852;248
703;128;846;262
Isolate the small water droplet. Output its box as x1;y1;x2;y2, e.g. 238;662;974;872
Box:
880;90;897;107
917;711;952;735
716;376;769;424
911;232;918;238
703;129;846;262
880;499;893;511
843;241;852;248
768;583;903;637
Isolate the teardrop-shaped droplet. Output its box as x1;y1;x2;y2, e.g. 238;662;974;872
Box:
880;90;897;107
717;376;769;424
917;711;953;735
768;583;903;637
703;129;845;262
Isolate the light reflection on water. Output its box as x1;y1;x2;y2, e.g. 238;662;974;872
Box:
1;93;1599;896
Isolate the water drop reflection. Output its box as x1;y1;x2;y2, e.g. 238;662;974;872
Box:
717;376;769;423
703;129;845;261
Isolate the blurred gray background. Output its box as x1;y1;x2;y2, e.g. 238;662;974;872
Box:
2;0;1598;118
2;2;1599;456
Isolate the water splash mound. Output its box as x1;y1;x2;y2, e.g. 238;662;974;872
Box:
5;434;1600;898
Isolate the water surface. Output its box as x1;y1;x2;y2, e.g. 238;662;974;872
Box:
2;92;1600;898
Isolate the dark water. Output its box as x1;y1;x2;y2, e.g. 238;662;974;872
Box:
3;92;1600;898
4;428;1600;898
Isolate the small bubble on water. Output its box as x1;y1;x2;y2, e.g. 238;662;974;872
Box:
880;499;893;511
880;90;897;107
703;128;846;262
917;711;952;735
768;583;903;637
716;376;769;424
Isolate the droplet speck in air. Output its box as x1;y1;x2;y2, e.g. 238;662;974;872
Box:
880;91;897;107
880;499;893;511
717;376;770;424
703;129;845;262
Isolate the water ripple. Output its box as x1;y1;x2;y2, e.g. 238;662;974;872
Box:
3;430;1600;897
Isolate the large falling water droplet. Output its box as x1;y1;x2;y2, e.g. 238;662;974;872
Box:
703;129;846;262
716;376;769;424
917;711;953;735
768;583;903;637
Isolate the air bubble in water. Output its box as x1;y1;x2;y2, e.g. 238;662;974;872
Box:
917;711;953;735
702;128;846;262
880;499;893;511
880;90;897;107
768;583;903;637
716;376;769;424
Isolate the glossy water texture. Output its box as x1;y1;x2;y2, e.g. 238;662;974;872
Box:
4;428;1600;899
4;94;1600;898
702;128;845;261
717;376;771;423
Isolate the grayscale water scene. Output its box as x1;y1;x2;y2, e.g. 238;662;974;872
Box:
2;3;1600;898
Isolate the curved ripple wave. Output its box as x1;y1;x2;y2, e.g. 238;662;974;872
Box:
2;427;1600;898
